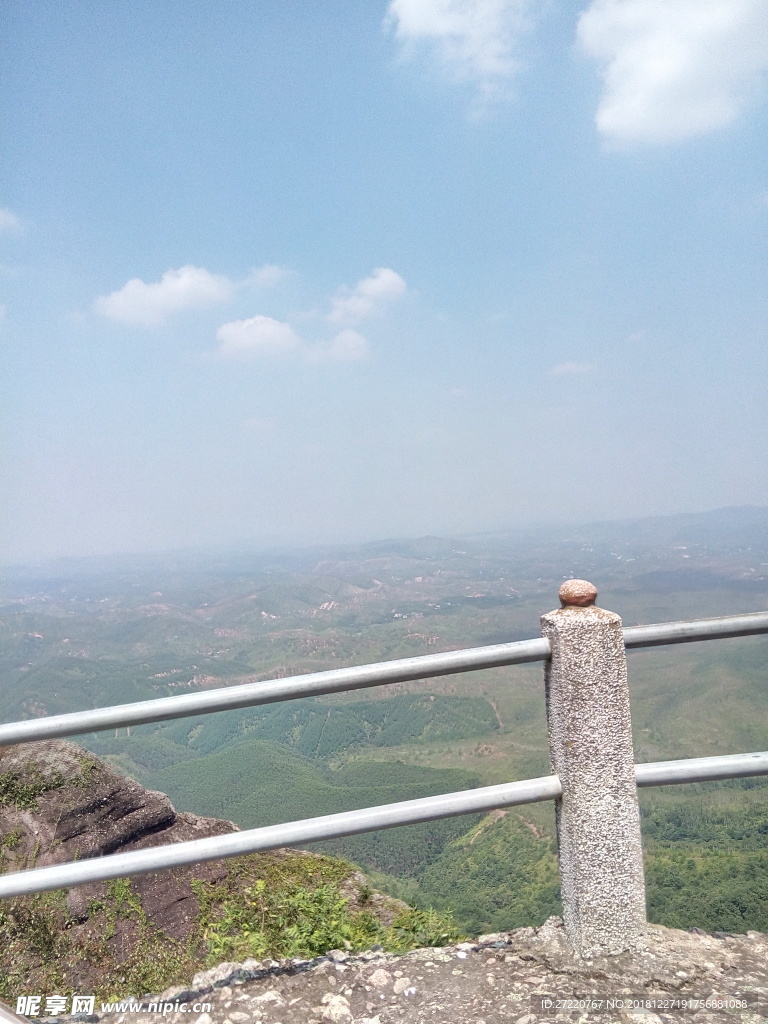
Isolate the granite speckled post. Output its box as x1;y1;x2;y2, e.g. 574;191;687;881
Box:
541;580;647;958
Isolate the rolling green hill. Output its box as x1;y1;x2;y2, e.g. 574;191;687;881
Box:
138;738;484;883
1;507;766;936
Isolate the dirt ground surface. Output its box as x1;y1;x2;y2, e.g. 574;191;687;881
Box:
40;916;767;1024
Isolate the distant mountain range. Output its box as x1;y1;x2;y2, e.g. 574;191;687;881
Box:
5;504;767;580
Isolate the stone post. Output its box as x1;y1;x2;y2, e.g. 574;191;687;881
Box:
541;580;646;958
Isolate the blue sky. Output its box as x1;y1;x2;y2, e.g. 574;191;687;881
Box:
2;0;767;561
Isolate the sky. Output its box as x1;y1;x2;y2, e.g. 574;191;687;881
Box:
2;0;767;563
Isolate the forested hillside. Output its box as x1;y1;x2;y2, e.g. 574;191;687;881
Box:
2;507;767;935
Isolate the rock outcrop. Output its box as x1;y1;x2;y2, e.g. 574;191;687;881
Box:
0;741;406;1001
0;739;240;944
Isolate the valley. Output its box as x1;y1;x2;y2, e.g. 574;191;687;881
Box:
2;506;767;937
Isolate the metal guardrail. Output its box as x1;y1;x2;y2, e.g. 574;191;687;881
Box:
0;612;766;747
0;606;767;912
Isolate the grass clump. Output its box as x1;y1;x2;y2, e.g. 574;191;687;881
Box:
94;878;197;1000
0;891;69;1002
1;827;23;849
0;850;462;1005
72;754;101;788
199;883;462;963
0;879;198;1005
0;765;64;810
193;852;463;965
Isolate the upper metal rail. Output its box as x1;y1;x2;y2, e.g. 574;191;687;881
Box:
0;611;766;747
622;611;768;648
0;636;549;747
1;750;766;899
635;750;768;787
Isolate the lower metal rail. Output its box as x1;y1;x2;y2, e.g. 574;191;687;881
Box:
1;750;765;900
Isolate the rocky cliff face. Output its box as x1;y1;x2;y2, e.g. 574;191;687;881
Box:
0;741;408;1002
0;739;239;938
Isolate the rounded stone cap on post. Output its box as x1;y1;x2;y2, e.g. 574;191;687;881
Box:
559;579;598;607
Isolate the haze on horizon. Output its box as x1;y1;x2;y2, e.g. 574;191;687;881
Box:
2;1;767;564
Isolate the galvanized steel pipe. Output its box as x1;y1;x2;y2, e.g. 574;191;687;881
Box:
635;750;768;787
1;750;766;899
0;774;563;898
0;637;550;746
0;611;766;747
623;611;768;649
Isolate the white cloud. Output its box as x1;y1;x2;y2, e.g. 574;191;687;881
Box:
386;0;533;100
214;267;401;363
328;267;407;326
242;264;289;288
324;329;369;361
550;361;593;376
216;315;301;358
95;265;234;325
217;321;370;363
0;209;21;233
578;0;768;145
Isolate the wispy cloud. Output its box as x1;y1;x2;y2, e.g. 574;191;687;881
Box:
386;0;534;102
578;0;768;145
215;321;369;363
0;208;22;233
550;361;593;376
323;329;369;361
242;264;289;289
216;315;301;357
215;267;405;363
328;267;407;326
95;263;398;363
94;262;287;326
95;265;234;325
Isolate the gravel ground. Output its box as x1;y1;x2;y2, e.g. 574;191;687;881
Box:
49;917;768;1024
